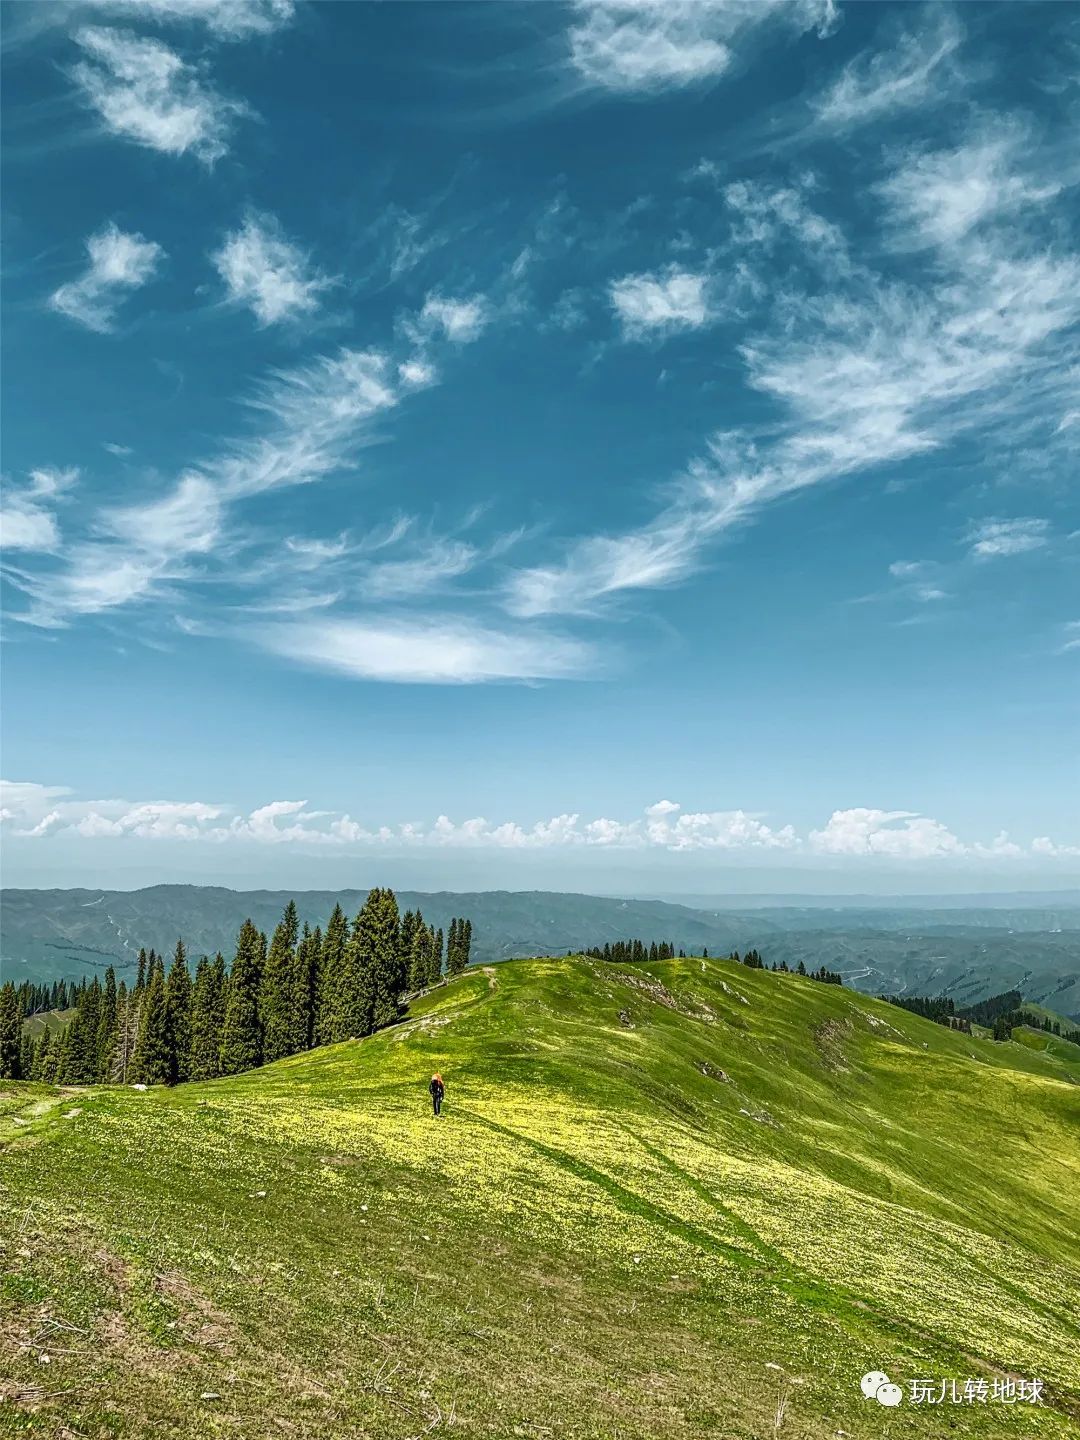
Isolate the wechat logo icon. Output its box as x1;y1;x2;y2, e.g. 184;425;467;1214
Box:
861;1371;903;1407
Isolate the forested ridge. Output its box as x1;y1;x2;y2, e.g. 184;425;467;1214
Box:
883;987;1080;1044
0;888;472;1084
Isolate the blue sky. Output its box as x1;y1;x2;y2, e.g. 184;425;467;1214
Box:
2;0;1078;894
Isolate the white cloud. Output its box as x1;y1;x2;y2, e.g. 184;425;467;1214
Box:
567;0;837;94
505;508;705;618
725;180;848;264
104;473;222;556
5;782;1074;859
212;212;333;326
814;12;962;129
72;26;243;162
251;615;597;684
50;222;163;333
360;539;479;601
0;468;78;553
609;268;711;339
879;125;1062;249
966;517;1050;558
506;129;1080;619
398;358;436;388
7;348;400;626
84;0;295;40
809;808;967;859
416;294;490;344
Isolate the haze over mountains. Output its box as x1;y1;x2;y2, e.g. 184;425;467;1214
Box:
4;884;1079;1019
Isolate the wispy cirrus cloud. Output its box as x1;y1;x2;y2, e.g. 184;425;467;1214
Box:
7;289;502;639
814;10;962;129
83;0;295;40
4;782;1075;860
609;268;712;340
49;222;163;332
0;469;78;554
966;517;1050;559
71;25;245;162
212;211;335;327
566;0;837;94
506;125;1080;619
878;122;1064;249
412;293;490;345
250;614;596;684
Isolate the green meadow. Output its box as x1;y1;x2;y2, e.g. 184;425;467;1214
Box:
2;955;1078;1439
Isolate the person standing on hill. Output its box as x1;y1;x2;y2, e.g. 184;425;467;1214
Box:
429;1072;445;1117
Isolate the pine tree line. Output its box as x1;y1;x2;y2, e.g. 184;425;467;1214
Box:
0;890;473;1084
882;987;1080;1045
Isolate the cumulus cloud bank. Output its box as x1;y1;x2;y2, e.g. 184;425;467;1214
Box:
2;783;1075;861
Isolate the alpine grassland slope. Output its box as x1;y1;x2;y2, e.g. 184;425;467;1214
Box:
2;956;1078;1439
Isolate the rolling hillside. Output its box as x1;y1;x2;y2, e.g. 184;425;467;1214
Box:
4;884;1080;1016
2;955;1078;1438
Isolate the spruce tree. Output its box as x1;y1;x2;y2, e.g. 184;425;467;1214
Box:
447;917;467;977
97;967;119;1082
288;924;313;1055
190;954;226;1081
400;910;419;974
63;979;101;1084
163;941;193;1084
261;903;299;1064
219;919;264;1075
316;904;347;1045
112;982;139;1083
366;888;402;1028
135;948;147;995
304;927;322;1050
19;1032;36;1084
462;919;472;968
30;1025;53;1081
333;906;376;1040
428;926;443;987
409;922;431;992
131;964;170;1085
0;983;20;1080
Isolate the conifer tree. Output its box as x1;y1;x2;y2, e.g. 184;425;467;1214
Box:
304;927;322;1049
62;978;101;1084
366;887;402;1027
131;963;170;1085
112;981;141;1083
261;903;299;1063
190;955;226;1081
30;1025;53;1081
19;1032;36;1083
462;919;472;968
0;982;20;1080
135;948;147;995
408;922;432;992
163;941;193;1084
97;967;119;1082
316;904;347;1045
333;905;376;1040
400;910;419;972
288;923;314;1055
219;920;264;1075
428;926;443;987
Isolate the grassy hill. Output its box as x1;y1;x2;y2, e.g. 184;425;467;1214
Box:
1;955;1078;1439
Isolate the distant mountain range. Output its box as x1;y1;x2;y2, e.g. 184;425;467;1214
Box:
3;884;1079;1018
